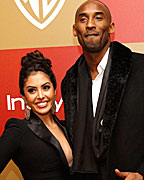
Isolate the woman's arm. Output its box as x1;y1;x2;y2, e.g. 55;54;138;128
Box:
0;118;24;173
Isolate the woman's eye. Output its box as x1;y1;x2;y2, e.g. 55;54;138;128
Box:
43;85;50;90
28;88;35;93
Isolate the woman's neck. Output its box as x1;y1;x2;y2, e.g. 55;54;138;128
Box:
36;112;56;128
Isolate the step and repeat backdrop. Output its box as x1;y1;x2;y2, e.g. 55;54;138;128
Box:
0;0;144;179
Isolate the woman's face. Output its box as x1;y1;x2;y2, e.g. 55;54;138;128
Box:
23;71;55;117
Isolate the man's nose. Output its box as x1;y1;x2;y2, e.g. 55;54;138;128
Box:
86;18;96;29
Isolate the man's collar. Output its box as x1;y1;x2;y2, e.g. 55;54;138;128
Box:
98;47;110;71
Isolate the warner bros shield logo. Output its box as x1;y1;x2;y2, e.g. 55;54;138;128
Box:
14;0;65;29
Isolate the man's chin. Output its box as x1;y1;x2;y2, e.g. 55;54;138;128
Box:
85;45;102;53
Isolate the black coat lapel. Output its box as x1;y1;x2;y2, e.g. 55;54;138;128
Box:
92;48;113;159
100;42;132;156
26;112;69;168
61;55;83;143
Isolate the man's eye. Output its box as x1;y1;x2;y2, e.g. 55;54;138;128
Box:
28;88;35;93
43;85;50;90
96;16;103;20
80;17;87;22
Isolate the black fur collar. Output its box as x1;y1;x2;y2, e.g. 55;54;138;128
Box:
100;41;132;156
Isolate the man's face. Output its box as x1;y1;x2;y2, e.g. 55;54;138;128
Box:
73;0;114;53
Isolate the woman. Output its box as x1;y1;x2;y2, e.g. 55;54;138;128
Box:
0;50;73;180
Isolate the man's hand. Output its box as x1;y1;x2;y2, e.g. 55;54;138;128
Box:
115;169;143;180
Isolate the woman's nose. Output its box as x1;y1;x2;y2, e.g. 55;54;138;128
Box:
37;90;44;99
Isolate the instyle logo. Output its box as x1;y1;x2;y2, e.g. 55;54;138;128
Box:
7;95;63;112
14;0;65;29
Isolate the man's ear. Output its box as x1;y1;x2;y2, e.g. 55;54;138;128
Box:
73;24;78;37
109;22;115;34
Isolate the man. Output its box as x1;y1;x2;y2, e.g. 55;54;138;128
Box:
61;0;144;179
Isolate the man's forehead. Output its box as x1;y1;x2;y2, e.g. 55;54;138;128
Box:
76;0;110;19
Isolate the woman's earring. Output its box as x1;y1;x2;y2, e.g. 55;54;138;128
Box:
52;93;56;114
25;101;30;120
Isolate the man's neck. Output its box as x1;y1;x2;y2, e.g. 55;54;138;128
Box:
83;42;111;79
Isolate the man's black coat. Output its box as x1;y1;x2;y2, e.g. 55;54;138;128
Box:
61;41;144;179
